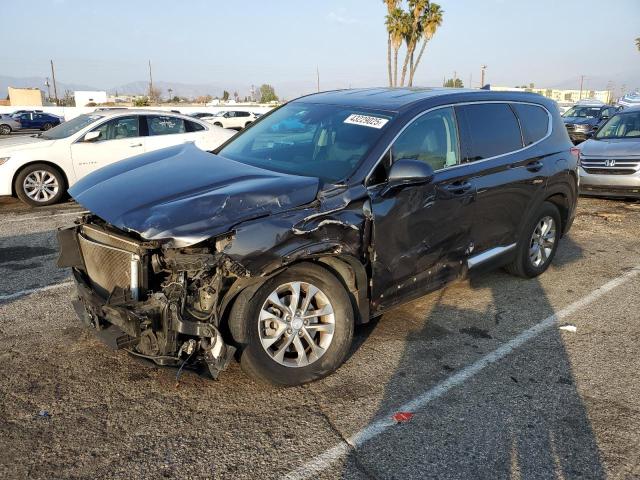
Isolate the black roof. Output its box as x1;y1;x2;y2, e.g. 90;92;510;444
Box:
293;87;555;113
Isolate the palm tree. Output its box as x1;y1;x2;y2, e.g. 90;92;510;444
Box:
636;37;640;52
383;0;399;86
400;0;429;87
408;3;443;86
386;8;409;87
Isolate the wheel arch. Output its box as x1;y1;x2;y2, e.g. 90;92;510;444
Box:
11;160;69;197
220;255;370;346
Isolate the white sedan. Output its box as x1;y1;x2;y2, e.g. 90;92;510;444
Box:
0;110;235;206
201;110;258;129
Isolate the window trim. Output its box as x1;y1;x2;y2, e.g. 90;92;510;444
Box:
365;100;553;185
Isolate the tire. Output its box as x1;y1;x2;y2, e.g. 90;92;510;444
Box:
233;262;354;386
0;124;11;135
14;163;66;207
42;122;53;131
213;122;223;127
505;201;561;278
244;121;252;128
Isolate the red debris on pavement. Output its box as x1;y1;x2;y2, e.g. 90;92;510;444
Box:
392;412;414;423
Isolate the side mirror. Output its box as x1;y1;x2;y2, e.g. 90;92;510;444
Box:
382;159;434;195
83;131;101;142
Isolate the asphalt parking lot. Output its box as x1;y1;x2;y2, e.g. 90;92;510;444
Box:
0;195;639;480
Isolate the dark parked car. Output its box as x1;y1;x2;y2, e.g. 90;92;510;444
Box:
58;88;578;386
13;111;62;130
562;103;618;143
579;106;640;198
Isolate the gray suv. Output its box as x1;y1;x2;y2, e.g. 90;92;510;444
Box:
579;106;640;198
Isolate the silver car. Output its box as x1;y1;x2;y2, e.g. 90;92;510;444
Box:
579;106;640;198
0;114;21;135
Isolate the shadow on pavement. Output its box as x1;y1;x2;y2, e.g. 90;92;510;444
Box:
342;235;606;479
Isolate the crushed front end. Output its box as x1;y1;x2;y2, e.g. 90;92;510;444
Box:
57;215;239;379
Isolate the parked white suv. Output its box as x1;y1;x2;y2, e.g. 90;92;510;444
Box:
0;110;235;206
202;111;257;129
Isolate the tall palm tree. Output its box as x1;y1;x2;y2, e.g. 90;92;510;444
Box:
400;0;429;87
409;3;443;86
636;37;640;52
383;0;399;86
387;8;409;87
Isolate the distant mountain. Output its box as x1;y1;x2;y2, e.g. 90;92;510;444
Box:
107;80;249;99
0;75;97;97
549;70;640;93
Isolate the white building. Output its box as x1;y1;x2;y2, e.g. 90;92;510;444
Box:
74;90;108;107
491;86;613;105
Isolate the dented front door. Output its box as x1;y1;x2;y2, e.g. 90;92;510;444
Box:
368;166;477;312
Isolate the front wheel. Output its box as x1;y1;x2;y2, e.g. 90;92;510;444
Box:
213;122;223;127
14;163;66;206
0;124;11;135
244;121;252;128
505;201;561;278
42;122;53;131
233;263;354;386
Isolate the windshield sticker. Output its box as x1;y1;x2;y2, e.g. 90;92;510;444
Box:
344;114;389;129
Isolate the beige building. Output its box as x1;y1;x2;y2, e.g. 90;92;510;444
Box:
491;86;612;105
8;87;46;106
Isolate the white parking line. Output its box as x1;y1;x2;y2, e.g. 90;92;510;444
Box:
0;281;74;303
284;266;640;480
2;210;87;223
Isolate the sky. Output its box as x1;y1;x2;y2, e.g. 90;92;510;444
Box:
1;0;639;98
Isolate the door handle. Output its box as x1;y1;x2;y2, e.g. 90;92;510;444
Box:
129;143;143;148
526;160;543;172
445;181;472;194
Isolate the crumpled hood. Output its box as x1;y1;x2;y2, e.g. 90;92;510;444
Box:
69;143;320;246
563;116;597;126
579;138;640;158
0;135;56;153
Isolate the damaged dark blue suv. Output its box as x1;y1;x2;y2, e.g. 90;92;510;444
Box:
58;88;578;386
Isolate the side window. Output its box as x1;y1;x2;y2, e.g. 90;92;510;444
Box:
146;115;186;136
228;111;236;118
512;104;549;145
456;103;523;162
185;120;205;132
91;116;140;141
391;107;460;171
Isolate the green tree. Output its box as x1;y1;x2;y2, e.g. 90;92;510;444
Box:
259;84;278;103
408;2;443;86
386;7;410;87
383;0;400;86
636;37;640;51
222;90;230;101
134;96;150;107
443;78;463;88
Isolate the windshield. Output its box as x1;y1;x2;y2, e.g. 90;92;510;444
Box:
218;103;393;182
595;111;640;139
563;106;601;118
41;114;103;140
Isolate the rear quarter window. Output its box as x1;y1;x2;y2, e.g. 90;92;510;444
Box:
512;104;549;145
456;103;523;162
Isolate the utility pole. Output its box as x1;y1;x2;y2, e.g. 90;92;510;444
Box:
316;66;320;93
469;73;472;89
578;75;585;100
148;60;153;99
50;60;59;105
480;65;487;88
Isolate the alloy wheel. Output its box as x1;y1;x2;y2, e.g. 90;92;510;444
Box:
23;170;59;203
0;125;10;135
258;281;335;367
529;216;556;268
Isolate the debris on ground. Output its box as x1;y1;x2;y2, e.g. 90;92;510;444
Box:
36;410;51;419
392;412;414;423
559;324;577;332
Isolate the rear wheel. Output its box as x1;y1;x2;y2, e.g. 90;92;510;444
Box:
14;163;66;206
505;201;561;278
233;263;354;386
42;122;53;131
214;122;223;127
0;124;11;135
244;121;252;128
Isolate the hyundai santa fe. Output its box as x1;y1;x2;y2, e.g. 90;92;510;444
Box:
58;88;578;386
